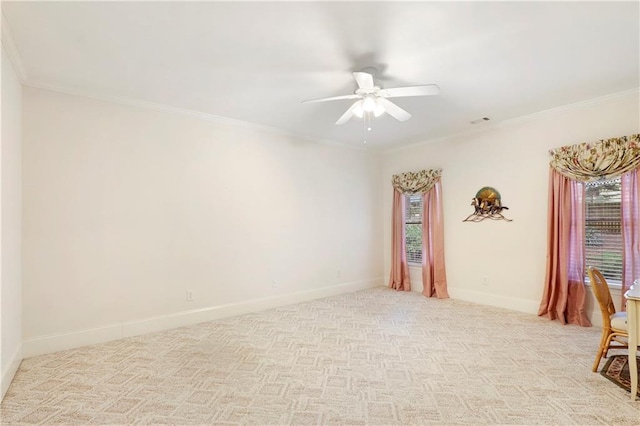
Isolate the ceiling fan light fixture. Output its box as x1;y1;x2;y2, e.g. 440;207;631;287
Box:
362;96;377;112
373;101;385;117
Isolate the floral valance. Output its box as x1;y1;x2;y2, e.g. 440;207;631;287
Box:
549;134;640;182
392;168;442;194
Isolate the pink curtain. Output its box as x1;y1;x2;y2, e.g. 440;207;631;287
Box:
421;181;449;298
538;168;591;326
389;188;410;291
621;167;640;309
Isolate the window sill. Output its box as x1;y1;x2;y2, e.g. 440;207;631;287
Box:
585;278;622;291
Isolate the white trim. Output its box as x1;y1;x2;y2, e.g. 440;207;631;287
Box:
22;324;124;359
1;343;22;400
18;60;638;154
22;278;383;358
498;87;640;128
387;87;640;153
447;287;540;315
22;81;368;152
585;277;623;291
1;12;27;83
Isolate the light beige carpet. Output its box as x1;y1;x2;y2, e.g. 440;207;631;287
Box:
1;287;639;425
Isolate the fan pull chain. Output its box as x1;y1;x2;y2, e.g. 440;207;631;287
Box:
363;112;373;144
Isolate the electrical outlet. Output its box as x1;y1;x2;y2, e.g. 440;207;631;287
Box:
271;281;278;288
186;290;194;301
481;276;489;286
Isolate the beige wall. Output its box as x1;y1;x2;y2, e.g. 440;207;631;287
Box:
382;91;640;318
14;82;640;360
1;47;23;398
22;87;383;355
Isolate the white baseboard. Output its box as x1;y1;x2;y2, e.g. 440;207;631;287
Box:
1;344;22;401
448;286;611;329
22;324;125;359
23;278;383;358
447;287;540;315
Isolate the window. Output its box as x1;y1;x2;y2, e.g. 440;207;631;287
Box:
405;194;423;264
585;177;623;283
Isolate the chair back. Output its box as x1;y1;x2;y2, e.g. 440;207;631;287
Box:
587;267;615;328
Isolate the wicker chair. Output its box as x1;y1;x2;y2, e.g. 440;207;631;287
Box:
588;267;629;372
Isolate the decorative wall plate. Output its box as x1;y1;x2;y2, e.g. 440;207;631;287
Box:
463;187;512;222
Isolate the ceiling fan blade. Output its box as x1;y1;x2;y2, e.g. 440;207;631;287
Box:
301;94;360;104
382;84;440;98
378;98;412;122
353;72;374;90
335;100;362;125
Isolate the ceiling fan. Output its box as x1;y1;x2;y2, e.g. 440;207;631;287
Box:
302;69;440;125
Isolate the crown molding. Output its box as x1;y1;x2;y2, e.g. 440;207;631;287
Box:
24;80;371;152
1;11;27;83
388;87;640;154
492;87;640;129
21;78;640;155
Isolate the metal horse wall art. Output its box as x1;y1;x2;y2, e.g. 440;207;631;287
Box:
463;187;512;222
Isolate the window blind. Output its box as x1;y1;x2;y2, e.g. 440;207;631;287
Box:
405;194;423;264
585;177;623;283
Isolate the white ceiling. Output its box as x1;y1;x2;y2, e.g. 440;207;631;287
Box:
3;1;639;149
